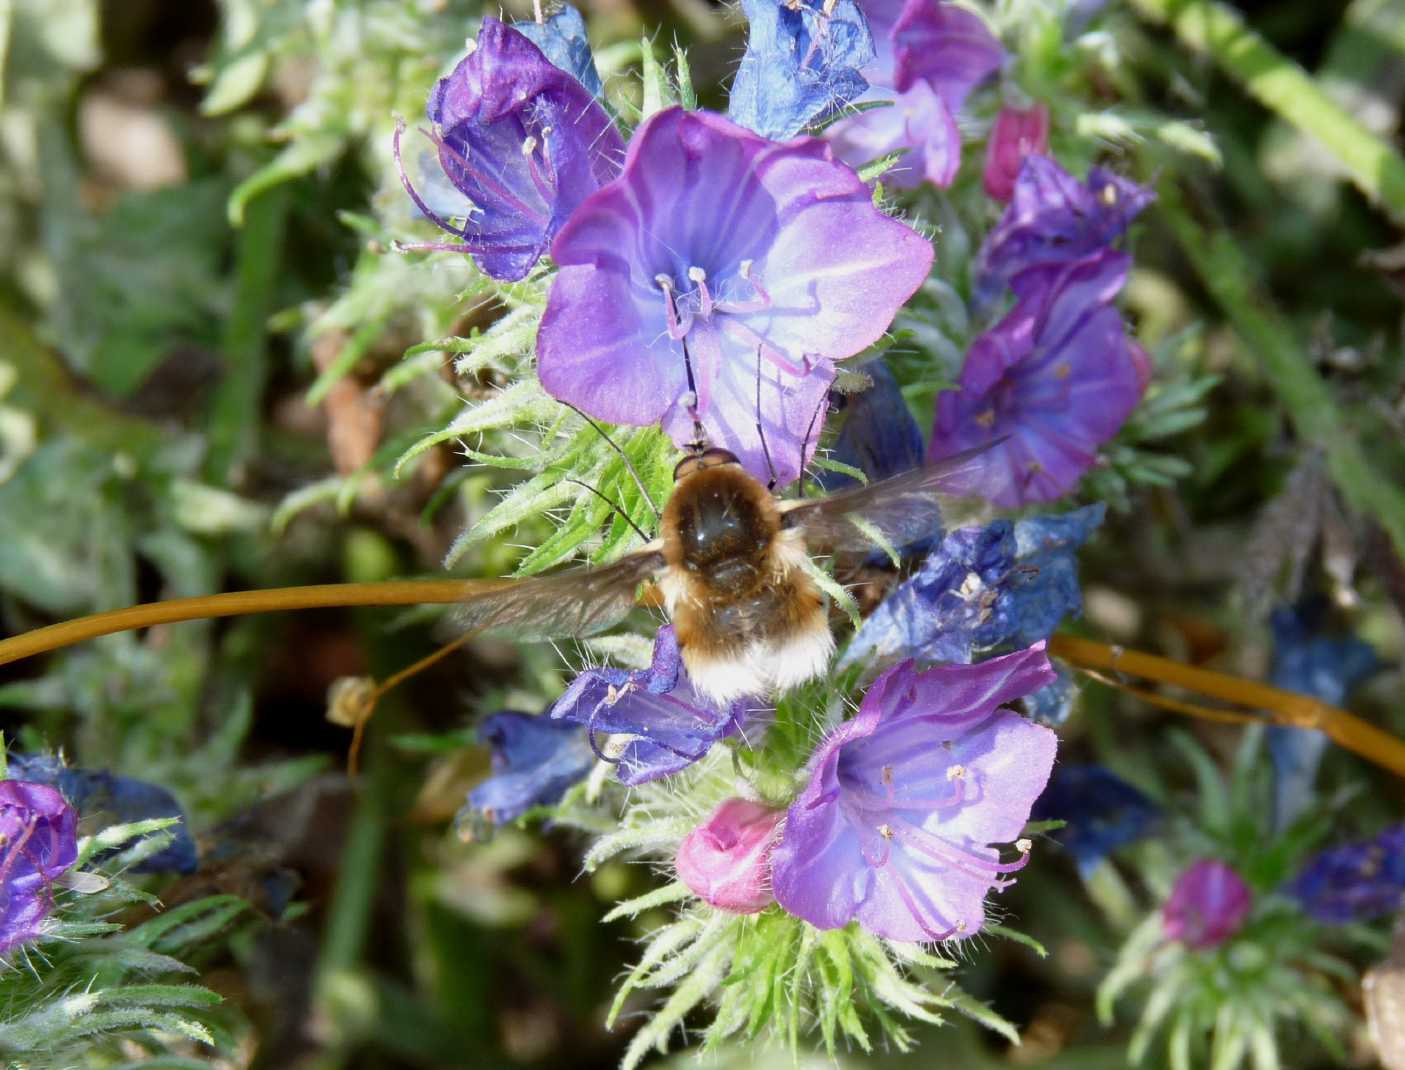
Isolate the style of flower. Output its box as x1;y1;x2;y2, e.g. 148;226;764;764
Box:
983;103;1050;202
1029;764;1160;877
1266;597;1381;828
841;504;1104;669
0;780;78;955
827;0;1005;188
537;107;933;484
549;626;760;784
728;0;874;141
976;153;1154;297
1287;825;1405;924
394;17;625;281
771;645;1058;942
675;798;785;914
8;754;197;874
1162;859;1252;950
928;250;1150;507
458;711;596;832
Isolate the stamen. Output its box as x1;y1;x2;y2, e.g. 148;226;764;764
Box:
715;260;771;315
687;266;714;317
655;275;694;340
890;817;1031;880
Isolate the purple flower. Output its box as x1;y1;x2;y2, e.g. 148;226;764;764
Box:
1266;598;1381;828
394;17;625;281
0;780;78;955
514;4;603;97
1163;859;1252;949
928;251;1150;507
983;103;1050;202
827;0;1004;189
771;646;1058;941
459;711;596;831
675;798;785;914
842;504;1104;670
1029;764;1160;877
8;754;196;874
977;154;1154;297
538;107;933;484
1287;825;1405;924
549;626;759;785
728;0;875;140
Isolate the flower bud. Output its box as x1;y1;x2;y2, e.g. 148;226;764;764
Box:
1163;859;1252;949
983;103;1050;202
676;798;784;914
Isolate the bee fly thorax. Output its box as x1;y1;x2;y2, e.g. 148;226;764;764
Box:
659;451;834;706
660;458;779;599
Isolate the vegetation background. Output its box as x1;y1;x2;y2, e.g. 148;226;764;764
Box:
0;0;1403;1067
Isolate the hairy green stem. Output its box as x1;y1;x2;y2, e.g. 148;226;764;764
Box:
1129;0;1405;223
1158;180;1405;557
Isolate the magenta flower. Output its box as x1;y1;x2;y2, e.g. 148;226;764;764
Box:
394;18;625;281
0;780;78;955
537;107;933;484
928;250;1150;507
983;103;1050;202
676;798;785;914
977;154;1154;296
771;646;1058;942
1163;860;1252;950
827;0;1005;189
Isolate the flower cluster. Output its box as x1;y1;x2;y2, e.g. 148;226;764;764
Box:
394;1;1161;1058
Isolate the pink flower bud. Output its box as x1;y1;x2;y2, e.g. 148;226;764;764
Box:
676;798;784;914
983;103;1050;202
1163;859;1252;949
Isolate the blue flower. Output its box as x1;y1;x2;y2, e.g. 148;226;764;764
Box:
7;754;197;874
1287;824;1405;924
515;4;603;96
1029;764;1160;877
976;155;1154;301
841;504;1104;670
459;712;595;832
1266;598;1381;828
815;359;923;493
394;17;625;281
549;627;759;785
728;0;875;141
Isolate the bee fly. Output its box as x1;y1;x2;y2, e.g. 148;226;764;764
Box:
446;432;992;706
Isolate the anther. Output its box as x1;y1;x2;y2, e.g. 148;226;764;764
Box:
878;823;894;840
687;266;714;317
946;764;966;781
1101;183;1118;205
1015;838;1032;854
520;136;538;156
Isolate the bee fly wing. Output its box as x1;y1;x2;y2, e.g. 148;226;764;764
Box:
449;548;666;642
779;441;1003;557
